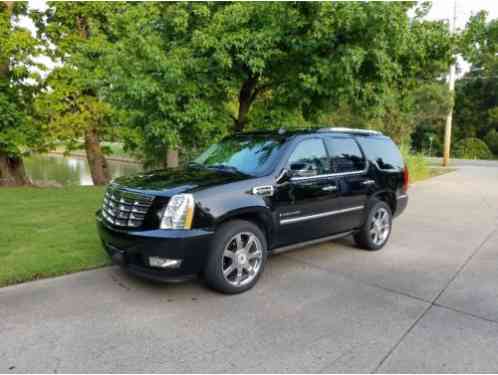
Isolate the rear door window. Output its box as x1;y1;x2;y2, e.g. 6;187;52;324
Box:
324;137;366;173
356;137;403;171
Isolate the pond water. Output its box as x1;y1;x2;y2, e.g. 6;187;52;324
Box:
24;154;142;186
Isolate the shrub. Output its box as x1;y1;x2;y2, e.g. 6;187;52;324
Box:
400;145;429;182
453;137;493;160
484;129;498;156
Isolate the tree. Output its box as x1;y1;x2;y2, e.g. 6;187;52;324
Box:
106;1;452;162
454;137;493;159
484;128;498;155
35;2;124;185
0;1;43;186
454;12;498;149
318;3;452;146
100;3;230;168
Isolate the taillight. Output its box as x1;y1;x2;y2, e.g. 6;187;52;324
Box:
402;163;409;193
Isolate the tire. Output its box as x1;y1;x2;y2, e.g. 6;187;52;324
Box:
204;220;268;294
354;199;392;251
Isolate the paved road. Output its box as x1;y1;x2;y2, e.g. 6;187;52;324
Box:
1;166;498;372
427;156;498;168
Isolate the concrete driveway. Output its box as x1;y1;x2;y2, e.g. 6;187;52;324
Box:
1;165;498;372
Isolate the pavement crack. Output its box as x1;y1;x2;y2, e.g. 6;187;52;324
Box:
433;302;498;325
279;225;498;373
431;228;497;304
371;301;432;373
372;227;498;372
109;273;131;291
319;342;373;372
53;357;61;374
280;253;432;304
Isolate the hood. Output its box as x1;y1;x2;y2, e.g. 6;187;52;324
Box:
112;166;250;196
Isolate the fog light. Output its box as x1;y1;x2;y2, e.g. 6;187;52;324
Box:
149;257;182;269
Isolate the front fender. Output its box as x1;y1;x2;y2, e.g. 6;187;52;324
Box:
193;180;276;245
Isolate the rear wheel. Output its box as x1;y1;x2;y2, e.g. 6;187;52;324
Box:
354;200;392;251
204;220;267;294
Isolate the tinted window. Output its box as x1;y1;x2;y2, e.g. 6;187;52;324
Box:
287;138;329;177
193;135;285;176
325;137;366;173
356;137;403;170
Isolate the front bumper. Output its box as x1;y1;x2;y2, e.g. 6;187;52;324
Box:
96;212;214;282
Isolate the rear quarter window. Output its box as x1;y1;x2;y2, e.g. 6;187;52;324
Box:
356;137;404;171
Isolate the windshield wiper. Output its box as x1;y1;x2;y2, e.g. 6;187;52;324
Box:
207;164;245;175
187;161;204;168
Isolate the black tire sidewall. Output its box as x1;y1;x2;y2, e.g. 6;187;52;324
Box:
204;220;268;294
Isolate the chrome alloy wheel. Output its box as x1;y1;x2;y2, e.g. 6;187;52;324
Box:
369;207;391;246
222;232;263;287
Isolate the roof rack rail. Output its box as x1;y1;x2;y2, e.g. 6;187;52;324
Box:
317;127;382;135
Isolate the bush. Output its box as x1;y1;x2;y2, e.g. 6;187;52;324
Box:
454;137;493;160
484;129;498;156
400;145;429;182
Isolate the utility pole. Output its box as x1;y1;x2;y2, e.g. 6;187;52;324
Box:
443;0;457;167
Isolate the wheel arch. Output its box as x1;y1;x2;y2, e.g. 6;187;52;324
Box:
370;190;396;214
214;207;274;249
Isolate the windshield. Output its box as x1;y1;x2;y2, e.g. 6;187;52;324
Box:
192;135;286;176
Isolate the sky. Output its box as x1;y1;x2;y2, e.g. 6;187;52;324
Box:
17;0;498;76
426;0;498;29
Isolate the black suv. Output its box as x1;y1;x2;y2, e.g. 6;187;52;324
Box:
97;128;409;294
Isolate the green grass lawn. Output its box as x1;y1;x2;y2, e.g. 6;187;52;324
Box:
0;187;110;287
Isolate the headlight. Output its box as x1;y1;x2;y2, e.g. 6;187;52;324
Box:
160;193;195;229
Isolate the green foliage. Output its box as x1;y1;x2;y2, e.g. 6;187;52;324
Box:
453;69;498;141
100;3;228;166
410;83;451;154
455;12;498;146
400;145;430;183
460;10;498;69
1;2;456;169
484;129;498;156
0;2;44;157
35;66;116;152
103;2;452;164
34;2;126;153
454;137;493;160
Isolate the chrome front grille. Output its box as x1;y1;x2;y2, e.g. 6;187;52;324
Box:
101;187;154;228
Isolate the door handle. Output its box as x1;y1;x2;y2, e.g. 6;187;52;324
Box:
362;180;375;185
322;185;337;191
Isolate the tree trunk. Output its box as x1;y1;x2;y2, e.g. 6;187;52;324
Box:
233;76;259;132
0;151;30;187
0;2;29;187
84;127;110;186
75;15;110;185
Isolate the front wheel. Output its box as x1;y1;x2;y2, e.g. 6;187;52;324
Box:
354;200;392;251
204;220;267;294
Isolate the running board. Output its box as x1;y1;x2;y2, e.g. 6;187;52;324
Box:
271;231;353;255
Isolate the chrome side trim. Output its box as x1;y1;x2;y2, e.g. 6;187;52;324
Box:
272;230;354;255
290;162;369;182
397;194;408;200
280;205;365;225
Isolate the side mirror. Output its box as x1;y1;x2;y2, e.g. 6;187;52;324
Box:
275;168;291;184
289;162;317;178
